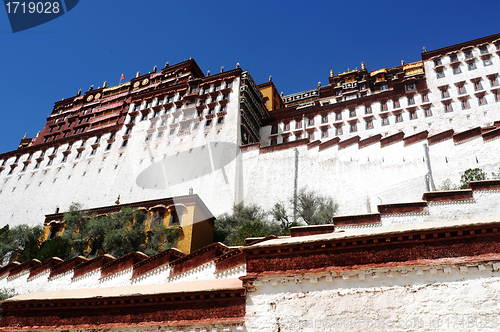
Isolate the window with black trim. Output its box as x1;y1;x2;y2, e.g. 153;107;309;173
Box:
169;209;181;226
366;119;373;129
424;107;432;117
444;102;453;113
457;84;466;95
467;60;476;71
474;80;483;91
483;57;493;67
381;102;387;111
478;95;487;106
461;99;470;110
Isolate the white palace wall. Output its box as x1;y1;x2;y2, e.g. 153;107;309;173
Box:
0;77;242;227
240;131;500;217
246;263;500;332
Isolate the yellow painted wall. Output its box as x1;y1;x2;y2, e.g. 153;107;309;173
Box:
259;84;283;111
190;204;214;252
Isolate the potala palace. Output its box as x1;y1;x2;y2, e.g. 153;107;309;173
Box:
1;33;500;331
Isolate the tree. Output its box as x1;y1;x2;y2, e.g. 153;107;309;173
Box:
269;202;301;235
293;188;338;225
459;168;487;189
0;224;43;264
214;204;273;245
144;224;182;256
439;178;458;191
232;221;270;246
35;236;72;262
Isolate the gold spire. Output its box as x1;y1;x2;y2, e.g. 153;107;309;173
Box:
361;62;365;70
23;133;27;139
330;70;333;77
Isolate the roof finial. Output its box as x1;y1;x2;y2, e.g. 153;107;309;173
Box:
422;46;427;52
103;81;107;88
77;89;81;96
23;133;27;139
35;131;40;138
136;71;140;78
207;70;210;76
236;63;240;68
115;195;120;205
220;66;224;73
361;62;365;70
401;60;405;66
89;85;94;91
318;82;321;87
153;65;157;73
269;75;272;82
330;70;333;77
164;62;169;68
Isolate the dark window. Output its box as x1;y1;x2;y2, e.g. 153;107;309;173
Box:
271;124;278;134
169;209;181;225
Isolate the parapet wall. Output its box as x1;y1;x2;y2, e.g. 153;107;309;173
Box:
0;244;246;297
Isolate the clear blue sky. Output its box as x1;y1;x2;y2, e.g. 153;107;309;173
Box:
1;0;499;154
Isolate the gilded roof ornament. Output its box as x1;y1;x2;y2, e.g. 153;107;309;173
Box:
361;62;365;70
103;81;107;88
330;70;333;77
136;71;140;78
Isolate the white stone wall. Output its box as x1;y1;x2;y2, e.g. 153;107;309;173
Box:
0;45;499;232
4;260;245;297
246;262;500;332
167;261;216;283
130;264;171;285
0;77;241;228
240;132;500;217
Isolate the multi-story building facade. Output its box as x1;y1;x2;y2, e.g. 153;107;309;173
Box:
0;60;268;227
1;33;500;227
